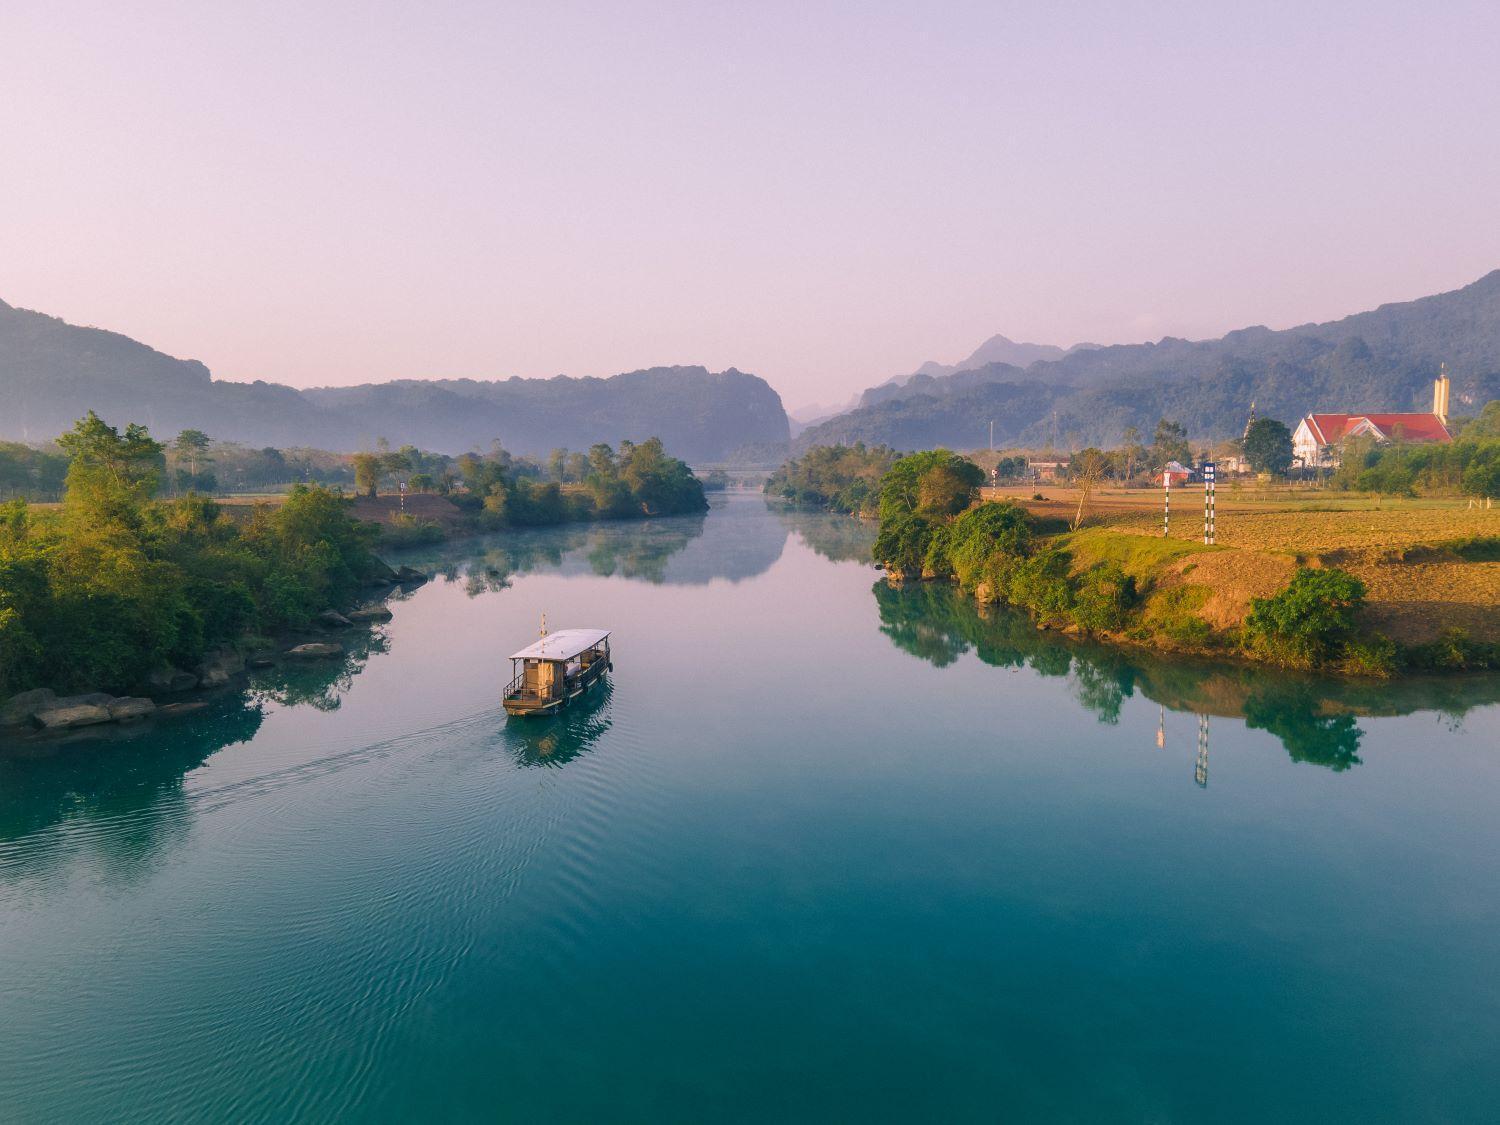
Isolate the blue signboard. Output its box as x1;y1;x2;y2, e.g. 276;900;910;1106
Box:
1202;461;1216;481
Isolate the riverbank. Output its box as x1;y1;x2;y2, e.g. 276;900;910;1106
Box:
869;455;1500;678
0;562;425;741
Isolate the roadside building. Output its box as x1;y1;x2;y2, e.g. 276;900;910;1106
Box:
1027;459;1069;482
1158;461;1193;487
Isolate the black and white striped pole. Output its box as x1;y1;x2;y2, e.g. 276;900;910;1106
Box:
1163;474;1170;537
1202;461;1216;545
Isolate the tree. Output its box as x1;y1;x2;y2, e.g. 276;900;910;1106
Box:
1119;425;1145;482
351;452;380;498
1243;418;1293;475
1069;447;1109;530
173;429;212;485
55;411;164;527
1462;451;1500;507
1151;419;1191;469
878;450;983;522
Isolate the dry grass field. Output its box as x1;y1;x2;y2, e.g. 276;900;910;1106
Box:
983;483;1500;644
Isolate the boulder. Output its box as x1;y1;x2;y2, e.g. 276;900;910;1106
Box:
347;606;393;623
34;701;114;729
394;565;427;585
318;609;353;628
2;688;56;727
195;650;246;688
157;701;209;718
147;667;198;694
108;697;157;722
286;643;343;659
364;558;399;586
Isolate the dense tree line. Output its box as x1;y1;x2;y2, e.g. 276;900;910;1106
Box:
0;413;385;698
449;437;706;526
764;443;898;514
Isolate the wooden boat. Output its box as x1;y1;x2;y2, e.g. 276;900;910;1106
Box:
503;627;612;717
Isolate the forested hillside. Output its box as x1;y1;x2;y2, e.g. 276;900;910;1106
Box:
803;271;1500;451
0;299;789;461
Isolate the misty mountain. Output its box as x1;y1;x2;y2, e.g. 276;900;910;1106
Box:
907;333;1098;383
0;299;789;461
801;271;1500;452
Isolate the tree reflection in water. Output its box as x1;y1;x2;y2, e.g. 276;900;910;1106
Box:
0;695;265;877
873;578;1500;772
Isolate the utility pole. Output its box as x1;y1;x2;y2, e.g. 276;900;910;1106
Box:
1203;461;1216;545
989;420;994;451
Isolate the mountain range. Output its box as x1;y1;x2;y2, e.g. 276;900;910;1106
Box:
0;299;789;461
800;271;1500;453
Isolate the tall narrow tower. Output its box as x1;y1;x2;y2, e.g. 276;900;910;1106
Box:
1242;399;1257;440
1434;364;1451;424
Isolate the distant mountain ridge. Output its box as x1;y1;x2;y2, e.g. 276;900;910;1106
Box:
908;333;1098;381
802;271;1500;452
0;299;789;460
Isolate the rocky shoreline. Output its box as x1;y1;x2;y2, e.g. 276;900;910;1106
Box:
0;561;427;743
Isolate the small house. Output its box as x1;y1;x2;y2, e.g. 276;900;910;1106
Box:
1027;459;1069;482
1158;461;1193;487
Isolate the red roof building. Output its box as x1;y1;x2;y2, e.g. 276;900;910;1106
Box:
1292;412;1451;468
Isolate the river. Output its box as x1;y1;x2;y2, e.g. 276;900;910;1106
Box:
2;494;1498;1122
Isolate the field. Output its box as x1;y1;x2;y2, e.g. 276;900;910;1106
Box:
983;483;1500;645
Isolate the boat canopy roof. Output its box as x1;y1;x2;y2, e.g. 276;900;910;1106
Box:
509;628;611;661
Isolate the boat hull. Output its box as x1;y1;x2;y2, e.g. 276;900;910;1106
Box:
504;663;610;717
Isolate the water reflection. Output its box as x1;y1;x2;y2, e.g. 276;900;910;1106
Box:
771;504;878;564
395;496;794;592
874;580;1500;771
0;696;264;880
502;681;614;768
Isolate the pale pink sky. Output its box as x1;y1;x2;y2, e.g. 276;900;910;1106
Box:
3;1;1498;412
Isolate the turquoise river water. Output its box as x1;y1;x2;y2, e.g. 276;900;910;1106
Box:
2;494;1499;1122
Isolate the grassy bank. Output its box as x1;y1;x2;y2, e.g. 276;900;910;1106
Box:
875;457;1500;678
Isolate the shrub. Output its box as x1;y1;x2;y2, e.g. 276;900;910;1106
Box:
1245;567;1366;668
873;512;936;576
1340;634;1399;678
1007;547;1075;624
1072;563;1136;633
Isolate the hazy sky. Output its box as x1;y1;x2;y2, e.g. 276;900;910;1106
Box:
4;1;1498;411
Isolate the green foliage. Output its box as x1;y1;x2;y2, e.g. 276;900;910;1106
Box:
1072;563;1136;633
877;450;984;524
942;502;1034;588
1461;446;1500;499
702;469;731;491
1402;628;1500;672
1245;567;1367;669
1005;547;1075;624
1340;634;1399;678
458;437;705;528
0;442;69;500
0;416;385;698
766;443;897;514
872;512;936;576
1150;418;1192;469
1243;417;1293;474
380;515;446;546
1140;586;1213;646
